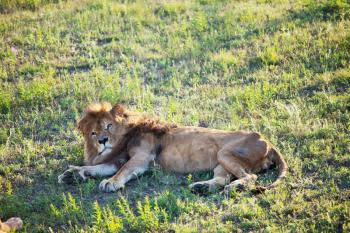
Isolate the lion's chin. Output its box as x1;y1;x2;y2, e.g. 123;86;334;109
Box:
98;147;113;156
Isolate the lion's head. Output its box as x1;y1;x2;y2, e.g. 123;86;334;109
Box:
78;102;177;165
77;102;129;165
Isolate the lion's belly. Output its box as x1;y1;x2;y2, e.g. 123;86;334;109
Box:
158;147;219;173
157;129;223;173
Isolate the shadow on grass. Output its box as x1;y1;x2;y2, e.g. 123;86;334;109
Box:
56;63;92;74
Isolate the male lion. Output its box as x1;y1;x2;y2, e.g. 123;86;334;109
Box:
58;103;287;194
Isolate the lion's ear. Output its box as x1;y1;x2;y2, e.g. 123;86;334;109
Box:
110;104;125;117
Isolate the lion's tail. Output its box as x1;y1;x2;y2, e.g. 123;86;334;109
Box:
256;147;288;192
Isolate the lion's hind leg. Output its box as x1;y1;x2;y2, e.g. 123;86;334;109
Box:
217;148;259;195
189;165;231;194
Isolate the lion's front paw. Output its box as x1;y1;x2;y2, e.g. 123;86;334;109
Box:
99;179;123;192
58;165;90;184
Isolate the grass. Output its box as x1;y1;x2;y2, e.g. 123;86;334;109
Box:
0;0;349;232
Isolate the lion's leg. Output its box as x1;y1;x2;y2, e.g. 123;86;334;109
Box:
58;163;118;184
99;153;154;192
217;149;258;195
189;165;232;194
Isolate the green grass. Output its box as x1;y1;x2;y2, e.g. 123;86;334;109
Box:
0;0;349;232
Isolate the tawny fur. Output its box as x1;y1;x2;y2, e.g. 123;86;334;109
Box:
59;103;288;194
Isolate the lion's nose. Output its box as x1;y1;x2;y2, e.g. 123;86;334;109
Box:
98;137;108;145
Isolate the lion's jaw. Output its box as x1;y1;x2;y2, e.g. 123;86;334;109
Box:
88;123;129;158
97;142;113;155
83;127;128;165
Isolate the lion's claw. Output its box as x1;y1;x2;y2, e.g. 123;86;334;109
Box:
58;166;90;184
99;179;123;192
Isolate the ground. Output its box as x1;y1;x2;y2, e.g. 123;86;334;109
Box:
0;0;349;232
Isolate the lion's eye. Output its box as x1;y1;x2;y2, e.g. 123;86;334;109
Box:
106;123;113;130
91;131;97;136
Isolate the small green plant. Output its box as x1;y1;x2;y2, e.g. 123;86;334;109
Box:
0;88;12;113
18;75;57;105
116;196;169;232
259;45;283;65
